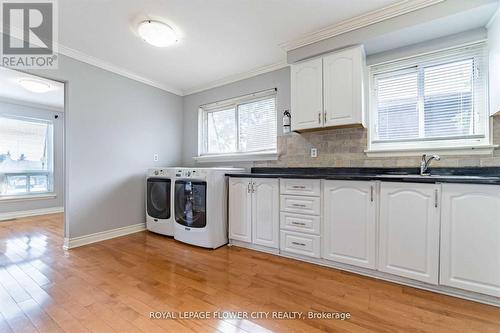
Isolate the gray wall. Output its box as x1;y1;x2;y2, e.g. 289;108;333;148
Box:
182;67;290;167
0;102;64;213
31;54;183;238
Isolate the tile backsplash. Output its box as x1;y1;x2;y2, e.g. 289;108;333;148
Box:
256;117;500;168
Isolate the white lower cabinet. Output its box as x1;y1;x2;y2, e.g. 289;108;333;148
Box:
280;230;321;258
228;178;252;243
280;212;320;234
279;179;321;258
228;178;279;249
229;176;500;303
252;179;280;248
378;182;440;284
440;184;500;297
322;180;376;269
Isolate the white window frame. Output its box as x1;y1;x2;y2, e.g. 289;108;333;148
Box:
195;89;278;163
0;115;55;199
366;43;496;157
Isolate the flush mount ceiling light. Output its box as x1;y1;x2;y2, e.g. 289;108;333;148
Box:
17;78;52;93
137;20;178;47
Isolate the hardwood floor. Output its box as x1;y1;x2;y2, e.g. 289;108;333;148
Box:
0;214;499;333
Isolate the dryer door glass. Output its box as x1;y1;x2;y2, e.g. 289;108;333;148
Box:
147;178;171;219
175;180;206;228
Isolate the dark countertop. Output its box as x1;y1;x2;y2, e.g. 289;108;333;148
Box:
227;167;500;185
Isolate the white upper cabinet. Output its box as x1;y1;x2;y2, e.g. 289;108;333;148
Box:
252;178;280;249
440;184;500;297
291;58;323;131
228;178;252;243
378;182;440;284
290;45;365;132
322;180;376;269
323;47;365;127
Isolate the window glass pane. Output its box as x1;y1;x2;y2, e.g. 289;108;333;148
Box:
376;71;419;141
0;116;53;196
423;59;474;138
238;97;277;152
29;175;49;193
0;117;50;172
370;44;487;150
206;108;236;154
4;175;27;195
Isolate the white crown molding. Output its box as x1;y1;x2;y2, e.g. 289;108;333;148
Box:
63;222;146;250
57;44;184;96
183;61;289;96
0;206;64;222
279;0;445;51
486;4;500;28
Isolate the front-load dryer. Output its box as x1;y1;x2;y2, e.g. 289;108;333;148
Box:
173;168;244;248
146;167;176;236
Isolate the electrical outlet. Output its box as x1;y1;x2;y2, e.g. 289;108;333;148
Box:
310;148;318;158
153;153;159;162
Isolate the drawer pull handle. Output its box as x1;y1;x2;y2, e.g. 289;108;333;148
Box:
291;185;306;189
292;204;307;208
291;241;306;247
291;221;306;226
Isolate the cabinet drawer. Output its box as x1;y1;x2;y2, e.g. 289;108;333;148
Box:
280;212;320;235
280;231;320;258
280;195;320;215
280;179;320;196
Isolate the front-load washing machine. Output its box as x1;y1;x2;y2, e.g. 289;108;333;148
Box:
146;167;176;236
173;167;244;248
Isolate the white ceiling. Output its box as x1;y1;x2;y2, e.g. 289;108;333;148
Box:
58;0;399;95
0;67;64;111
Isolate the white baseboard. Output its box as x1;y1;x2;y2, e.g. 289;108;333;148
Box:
63;223;146;250
0;206;64;221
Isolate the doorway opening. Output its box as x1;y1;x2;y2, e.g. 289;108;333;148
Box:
0;66;66;243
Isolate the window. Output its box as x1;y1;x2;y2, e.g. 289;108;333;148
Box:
0;116;54;196
369;43;490;153
199;89;277;158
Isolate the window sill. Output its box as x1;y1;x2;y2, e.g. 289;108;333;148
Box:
194;152;278;163
365;145;498;157
0;193;57;203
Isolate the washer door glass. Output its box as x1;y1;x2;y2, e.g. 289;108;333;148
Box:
147;178;171;219
175;180;206;228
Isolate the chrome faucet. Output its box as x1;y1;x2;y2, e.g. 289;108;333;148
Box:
420;154;441;176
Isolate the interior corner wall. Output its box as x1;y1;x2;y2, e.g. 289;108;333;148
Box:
29;54;184;238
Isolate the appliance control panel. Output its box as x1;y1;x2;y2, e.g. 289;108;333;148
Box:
151;169;166;176
175;169;205;178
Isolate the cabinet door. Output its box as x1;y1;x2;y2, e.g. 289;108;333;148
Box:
440;184;500;297
291;58;323;131
323;46;364;127
252;178;279;249
228;178;252;243
322;180;376;269
379;182;440;284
